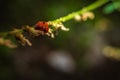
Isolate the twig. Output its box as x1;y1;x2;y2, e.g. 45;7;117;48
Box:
0;0;109;48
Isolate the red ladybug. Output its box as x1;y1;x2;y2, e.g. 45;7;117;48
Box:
35;21;49;33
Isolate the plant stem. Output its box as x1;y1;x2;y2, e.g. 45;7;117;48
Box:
0;0;109;38
51;0;109;23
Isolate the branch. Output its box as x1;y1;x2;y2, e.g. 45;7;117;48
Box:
51;0;109;23
0;0;109;48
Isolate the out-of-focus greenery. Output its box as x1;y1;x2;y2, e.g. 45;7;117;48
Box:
0;0;120;80
103;0;120;14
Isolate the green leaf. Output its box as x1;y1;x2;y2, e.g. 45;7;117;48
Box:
113;0;120;11
103;3;115;14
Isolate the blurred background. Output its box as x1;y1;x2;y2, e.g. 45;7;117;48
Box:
0;0;120;80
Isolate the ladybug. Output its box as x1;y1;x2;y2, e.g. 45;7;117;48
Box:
35;21;49;33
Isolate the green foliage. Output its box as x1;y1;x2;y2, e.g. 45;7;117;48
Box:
103;3;115;14
103;0;120;14
113;0;120;11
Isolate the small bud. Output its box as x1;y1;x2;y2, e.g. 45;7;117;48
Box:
51;33;55;38
82;12;95;21
52;23;69;31
74;14;82;21
60;25;69;31
15;33;32;46
4;39;17;48
25;26;44;36
57;23;69;31
47;29;55;38
0;38;17;48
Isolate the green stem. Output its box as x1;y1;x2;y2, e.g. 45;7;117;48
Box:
0;0;109;38
51;0;109;23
